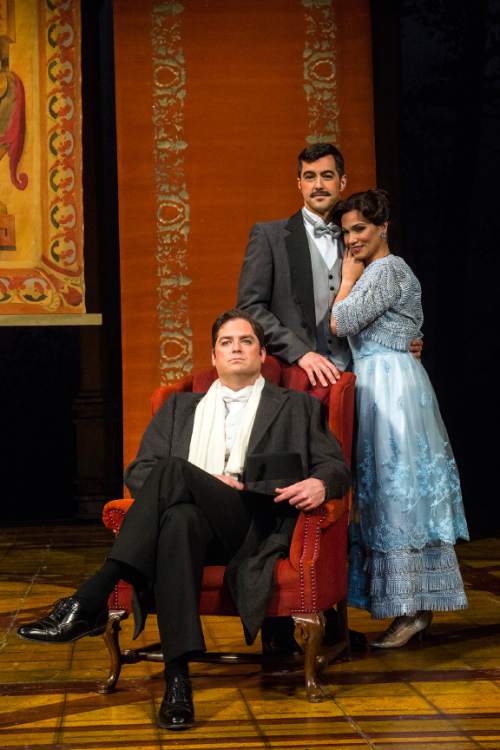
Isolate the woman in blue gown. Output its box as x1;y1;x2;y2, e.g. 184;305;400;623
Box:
330;190;469;647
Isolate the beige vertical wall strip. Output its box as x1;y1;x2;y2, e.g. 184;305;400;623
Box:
151;2;193;385
302;0;340;144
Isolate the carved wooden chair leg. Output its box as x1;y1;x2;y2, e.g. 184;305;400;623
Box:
98;610;127;694
293;613;326;702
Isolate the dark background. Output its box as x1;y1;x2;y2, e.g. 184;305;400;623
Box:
372;0;500;537
0;0;498;536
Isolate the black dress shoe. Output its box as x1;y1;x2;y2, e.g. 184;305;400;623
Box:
158;674;195;731
17;597;108;643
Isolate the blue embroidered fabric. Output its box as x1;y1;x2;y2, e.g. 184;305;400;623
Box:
348;526;468;617
347;334;469;616
349;334;469;554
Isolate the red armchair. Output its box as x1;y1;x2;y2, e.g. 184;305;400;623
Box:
100;356;355;701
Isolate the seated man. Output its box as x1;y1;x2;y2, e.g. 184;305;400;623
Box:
17;309;350;732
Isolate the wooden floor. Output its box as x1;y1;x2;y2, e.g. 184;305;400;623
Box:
2;525;500;749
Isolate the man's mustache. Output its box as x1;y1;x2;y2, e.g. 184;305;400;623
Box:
311;191;331;197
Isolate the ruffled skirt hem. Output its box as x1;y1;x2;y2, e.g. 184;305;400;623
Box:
348;542;468;619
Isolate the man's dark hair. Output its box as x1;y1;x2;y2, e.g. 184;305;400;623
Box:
297;142;345;177
333;188;390;227
211;308;266;349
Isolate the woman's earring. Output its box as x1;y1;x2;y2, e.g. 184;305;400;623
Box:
380;231;387;240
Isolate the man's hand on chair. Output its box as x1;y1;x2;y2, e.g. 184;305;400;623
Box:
274;477;326;512
297;351;341;387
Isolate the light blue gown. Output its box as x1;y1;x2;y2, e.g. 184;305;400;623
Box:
333;255;469;618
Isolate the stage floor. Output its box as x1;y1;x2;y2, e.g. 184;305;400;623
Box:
1;524;500;749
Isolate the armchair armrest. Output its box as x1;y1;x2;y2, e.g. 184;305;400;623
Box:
320;497;348;527
327;372;355;468
102;498;134;535
288;498;347;571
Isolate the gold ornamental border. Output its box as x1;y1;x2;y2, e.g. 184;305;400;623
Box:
0;0;84;314
302;0;340;144
151;1;193;384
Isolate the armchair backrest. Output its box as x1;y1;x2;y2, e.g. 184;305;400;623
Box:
150;355;355;467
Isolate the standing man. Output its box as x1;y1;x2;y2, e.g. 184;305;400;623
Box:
238;142;350;387
17;310;350;732
237;143;422;649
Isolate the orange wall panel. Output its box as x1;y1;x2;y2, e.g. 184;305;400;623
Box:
182;0;309;370
336;0;377;193
114;0;376;470
114;0;158;468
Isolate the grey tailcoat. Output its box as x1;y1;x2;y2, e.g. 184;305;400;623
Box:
124;381;350;642
237;210;347;365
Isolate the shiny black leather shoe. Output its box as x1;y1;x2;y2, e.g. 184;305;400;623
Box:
17;597;108;643
158;674;195;731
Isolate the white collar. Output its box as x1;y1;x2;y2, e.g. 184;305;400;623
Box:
302;205;332;228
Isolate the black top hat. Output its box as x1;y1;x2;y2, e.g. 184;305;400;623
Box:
244;451;304;494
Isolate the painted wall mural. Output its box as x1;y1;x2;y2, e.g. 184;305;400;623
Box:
0;0;84;314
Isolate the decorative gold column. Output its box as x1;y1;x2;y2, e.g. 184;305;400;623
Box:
0;1;16;252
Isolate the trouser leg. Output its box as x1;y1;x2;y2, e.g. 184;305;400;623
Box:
108;457;254;660
154;503;213;659
110;457;252;576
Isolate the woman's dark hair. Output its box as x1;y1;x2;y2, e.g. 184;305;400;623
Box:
211;308;266;349
333;188;390;226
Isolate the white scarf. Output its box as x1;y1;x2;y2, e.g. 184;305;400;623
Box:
188;375;265;477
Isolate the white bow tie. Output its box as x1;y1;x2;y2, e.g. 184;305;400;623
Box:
221;386;253;404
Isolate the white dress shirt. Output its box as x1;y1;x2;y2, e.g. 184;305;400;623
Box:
221;385;254;461
302;205;339;269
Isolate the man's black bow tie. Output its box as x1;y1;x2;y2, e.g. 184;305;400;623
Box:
313;223;342;240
